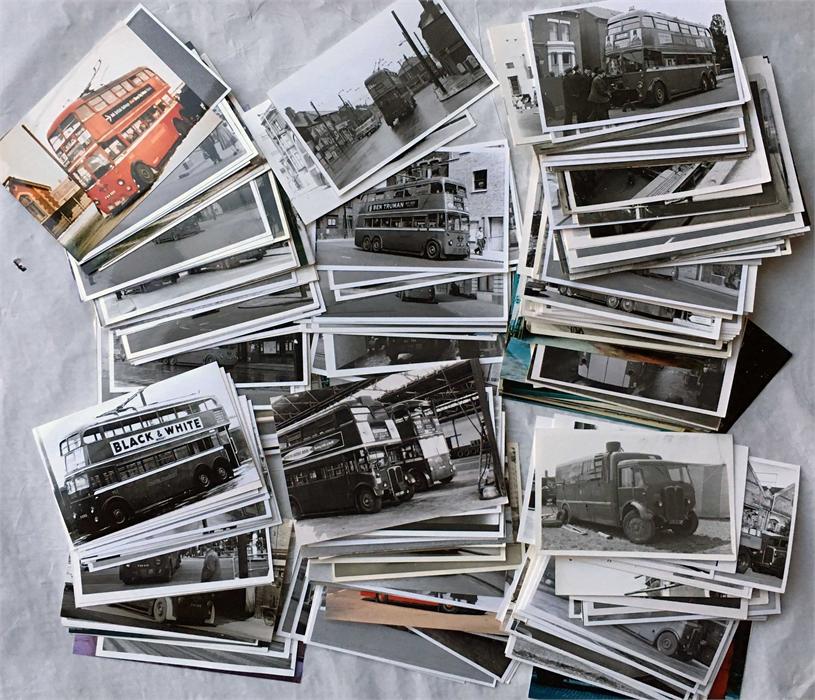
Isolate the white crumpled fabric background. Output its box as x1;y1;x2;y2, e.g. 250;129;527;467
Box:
0;1;812;698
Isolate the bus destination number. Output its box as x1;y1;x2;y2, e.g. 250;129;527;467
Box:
110;416;204;455
367;199;418;212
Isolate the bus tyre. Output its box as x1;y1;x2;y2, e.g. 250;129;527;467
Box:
361;236;372;251
439;475;454;484
152;598;169;623
371;236;382;253
736;547;752;574
212;460;231;484
355;487;382;514
439;603;458;614
424;240;442;260
622;510;656;544
398;481;415;502
375;592;388;603
203;354;217;364
132;161;157;190
606;296;621;309
103;499;133;528
700;74;711;92
674;511;699;536
409;469;430;492
173;117;191;137
651;81;668;107
620;299;635;312
655;630;680;657
194;467;214;491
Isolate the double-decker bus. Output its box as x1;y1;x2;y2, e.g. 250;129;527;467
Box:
60;396;239;535
364;69;416;127
555;441;700;544
280;398;414;518
353;177;471;260
603;10;718;107
385;400;455;492
46;66;193;217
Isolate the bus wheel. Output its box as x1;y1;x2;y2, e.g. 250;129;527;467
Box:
700;74;711;92
409;469;430;492
439;603;458;614
424;240;441;260
152;598;169;623
203;354;217;364
557;504;571;525
212;460;231;484
102;499;133;528
673;511;698;536
375;592;388;603
439;475;454;484
132;161;157;190
622;510;656;544
371;236;383;253
361;236;372;251
655;630;680;657
651;81;668;107
355;487;382;514
398;481;415;502
606;296;621;309
736;547;752;574
173;117;191;137
620;299;635;313
194;466;214;491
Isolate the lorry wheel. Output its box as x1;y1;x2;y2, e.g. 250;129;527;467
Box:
655;631;680;657
673;511;698;536
622;510;656;544
736;547;752;574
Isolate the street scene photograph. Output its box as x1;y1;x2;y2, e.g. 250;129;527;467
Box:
531;343;732;414
527;0;743;130
314;145;509;271
0;10;227;260
269;360;505;545
267;0;497;192
535;431;735;557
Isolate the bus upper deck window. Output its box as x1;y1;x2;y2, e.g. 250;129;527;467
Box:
430;182;443;194
641;16;654;28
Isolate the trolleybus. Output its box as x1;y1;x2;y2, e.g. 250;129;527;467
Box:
604;10;718;107
353;176;471;260
60;396;239;536
364;69;416;127
46;66;193;216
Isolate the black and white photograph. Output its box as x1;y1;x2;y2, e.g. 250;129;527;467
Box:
33;363;263;546
0;7;229;261
714;457;800;593
73;528;275;605
74;172;289;301
244;98;475;225
529;339;737;416
120;277;320;362
314;143;509;272
324;333;504;377
534;430;736;558
269;360;505;545
267;0;497;193
110;331;306;391
318;273;508;327
526;0;746;131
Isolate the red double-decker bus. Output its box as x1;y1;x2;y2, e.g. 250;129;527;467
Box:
46;66;192;216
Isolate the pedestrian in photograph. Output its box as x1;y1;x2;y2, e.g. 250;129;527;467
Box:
200;548;222;582
587;68;612;121
562;67;581;126
201;134;222;165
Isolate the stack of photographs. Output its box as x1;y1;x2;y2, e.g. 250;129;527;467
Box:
261;359;523;686
33;362;306;678
489;2;807;431
501;415;801;700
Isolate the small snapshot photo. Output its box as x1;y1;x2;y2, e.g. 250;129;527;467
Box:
324;586;502;634
315;144;509;271
0;8;227;260
730;458;799;592
536;431;735;558
269;360;504;545
33;364;261;546
267;0;497;192
76;528;273;602
526;0;744;131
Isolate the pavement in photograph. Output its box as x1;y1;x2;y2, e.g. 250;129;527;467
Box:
325;589;502;634
323;77;493;190
82;555;270;594
115;358;298;388
539;515;732;556
293;455;496;545
317;238;501;270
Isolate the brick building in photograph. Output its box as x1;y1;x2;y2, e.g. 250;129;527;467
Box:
314;204;354;241
3;175;91;237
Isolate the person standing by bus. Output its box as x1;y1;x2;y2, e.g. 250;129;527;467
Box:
200;548;222;582
577;67;594;121
562;68;580;125
587;69;612;121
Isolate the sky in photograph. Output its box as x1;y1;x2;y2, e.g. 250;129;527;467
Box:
21;23;184;144
550;0;731;28
753;461;797;490
0;125;68;187
269;0;440;113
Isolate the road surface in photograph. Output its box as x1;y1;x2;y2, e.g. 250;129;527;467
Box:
323;76;493;190
115;356;299;388
102;636;292;668
317;238;502;271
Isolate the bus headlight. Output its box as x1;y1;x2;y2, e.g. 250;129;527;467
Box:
117;179;126;186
